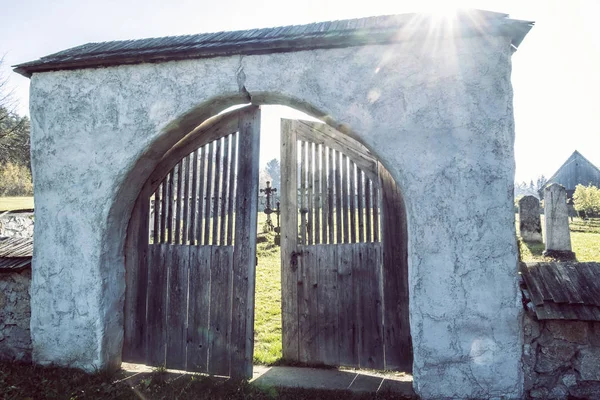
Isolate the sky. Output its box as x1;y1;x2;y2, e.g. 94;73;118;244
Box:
1;0;599;183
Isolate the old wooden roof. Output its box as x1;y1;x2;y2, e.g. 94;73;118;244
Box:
542;150;600;196
13;10;533;78
0;237;33;272
520;262;600;321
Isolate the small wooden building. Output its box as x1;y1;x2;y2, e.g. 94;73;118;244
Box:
540;150;600;199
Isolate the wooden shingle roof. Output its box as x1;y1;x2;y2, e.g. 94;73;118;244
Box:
0;237;33;272
13;10;533;78
519;262;600;321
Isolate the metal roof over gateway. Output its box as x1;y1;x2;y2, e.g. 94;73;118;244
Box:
14;10;533;78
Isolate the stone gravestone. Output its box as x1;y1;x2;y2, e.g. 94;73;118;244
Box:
519;195;543;243
543;183;576;260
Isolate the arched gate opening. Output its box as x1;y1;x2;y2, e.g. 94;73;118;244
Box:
123;104;411;379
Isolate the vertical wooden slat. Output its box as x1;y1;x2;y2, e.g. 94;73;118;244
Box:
307;142;314;245
373;185;380;242
153;188;160;244
165;245;189;369
146;244;167;367
167;170;175;244
197;146;207;245
297;246;319;363
226;132;237;246
327;147;334;244
321;145;328;244
160;180;167;244
299;141;307;245
357;170;364;243
187;246;211;373
212;138;222;245
281;119;299;362
380;165;412;372
230;107;261;379
314;144;321;244
357;243;384;369
219;135;230;246
341;154;349;244
316;245;338;365
189;150;199;245
123;191;149;362
365;178;372;242
208;246;233;376
175;161;183;244
182;155;191;244
338;244;358;366
349;161;356;244
334;151;342;244
203;142;214;245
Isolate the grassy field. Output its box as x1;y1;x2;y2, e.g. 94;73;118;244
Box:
518;216;600;262
254;229;283;365
0;196;34;211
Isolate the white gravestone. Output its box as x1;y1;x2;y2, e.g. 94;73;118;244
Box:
543;183;575;260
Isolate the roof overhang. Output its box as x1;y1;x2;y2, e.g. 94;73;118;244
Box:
14;10;533;78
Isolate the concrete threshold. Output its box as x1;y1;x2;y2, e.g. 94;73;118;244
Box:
120;363;414;396
251;365;413;395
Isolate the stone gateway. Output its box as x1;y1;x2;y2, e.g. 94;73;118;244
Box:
14;10;532;399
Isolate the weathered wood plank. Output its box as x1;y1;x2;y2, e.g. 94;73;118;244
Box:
349;161;356;243
380;165;412;371
219;135;230;246
307;141;314;245
341;154;349;244
189;150;199;245
182;155;191;244
203;142;214;245
160;180;167;244
365;178;372;242
280;119;299;362
327;147;334;244
226;132;237;246
300;140;307;245
187;245;211;373
335;150;342;244
321;145;328;244
165;245;189;370
372;185;379;242
153;188;160;244
146;244;168;367
357;243;384;369
357;170;364;243
316;245;338;366
212;138;222;245
297;246;319;364
208;245;233;376
197;146;207;245
338;244;358;367
230;107;260;379
314;144;321;245
123;192;149;362
167;170;175;244
175;161;183;244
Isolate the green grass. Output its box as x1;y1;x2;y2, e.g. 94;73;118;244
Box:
0;196;34;211
254;214;283;365
517;216;600;262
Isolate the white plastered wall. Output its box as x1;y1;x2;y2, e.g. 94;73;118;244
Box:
29;35;522;399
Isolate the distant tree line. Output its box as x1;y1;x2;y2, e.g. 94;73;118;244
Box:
573;184;600;218
0;56;32;196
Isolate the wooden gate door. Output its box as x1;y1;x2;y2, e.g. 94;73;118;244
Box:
124;106;260;379
280;119;411;371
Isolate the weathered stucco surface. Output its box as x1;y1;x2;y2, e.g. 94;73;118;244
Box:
29;35;521;399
